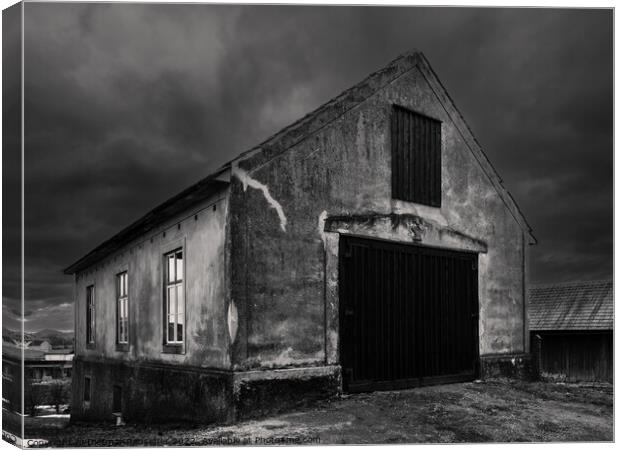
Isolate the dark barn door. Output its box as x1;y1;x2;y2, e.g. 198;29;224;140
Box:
339;235;479;392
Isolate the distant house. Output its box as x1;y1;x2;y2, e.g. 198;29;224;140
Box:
529;280;613;383
2;344;74;412
28;339;52;352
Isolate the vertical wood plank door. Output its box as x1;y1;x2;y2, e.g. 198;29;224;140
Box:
339;235;479;392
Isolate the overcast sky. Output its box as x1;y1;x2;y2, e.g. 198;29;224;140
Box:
3;4;612;332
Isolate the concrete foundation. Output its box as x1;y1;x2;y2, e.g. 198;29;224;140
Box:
71;358;340;424
71;357;234;424
479;353;532;380
233;366;341;421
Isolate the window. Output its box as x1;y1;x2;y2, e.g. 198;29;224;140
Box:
86;285;95;346
164;249;184;345
391;105;442;207
113;385;122;413
116;272;129;346
84;376;91;402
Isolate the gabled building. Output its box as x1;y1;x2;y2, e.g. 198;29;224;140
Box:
64;50;535;424
530;280;613;383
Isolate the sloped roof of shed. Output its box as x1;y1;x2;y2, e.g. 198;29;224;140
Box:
64;50;535;275
529;280;613;331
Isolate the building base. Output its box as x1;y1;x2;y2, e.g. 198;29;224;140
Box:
71;358;341;425
233;365;341;421
71;357;234;424
71;354;533;425
479;353;532;380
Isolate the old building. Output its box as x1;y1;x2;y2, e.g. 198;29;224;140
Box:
530;280;613;383
2;345;73;412
64;50;535;424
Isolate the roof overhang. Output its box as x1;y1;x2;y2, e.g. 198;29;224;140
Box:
63;166;230;275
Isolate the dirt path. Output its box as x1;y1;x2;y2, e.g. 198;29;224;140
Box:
29;380;613;446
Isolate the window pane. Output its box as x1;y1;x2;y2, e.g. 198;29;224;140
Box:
177;314;185;342
123;299;128;319
168;316;175;342
176;319;183;343
168;254;175;283
123;273;128;295
176;285;184;315
120;317;127;343
176;251;183;281
168;286;176;316
88;291;95;343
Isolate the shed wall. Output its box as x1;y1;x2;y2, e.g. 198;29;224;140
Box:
535;331;612;383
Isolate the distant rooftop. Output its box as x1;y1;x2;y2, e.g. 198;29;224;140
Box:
529;280;613;331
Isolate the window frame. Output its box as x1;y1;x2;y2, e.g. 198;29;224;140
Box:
390;104;442;207
83;376;92;405
85;285;96;349
162;242;186;353
116;271;129;351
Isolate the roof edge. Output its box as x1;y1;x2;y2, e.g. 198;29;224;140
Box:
230;49;422;168
63;165;231;275
530;279;613;290
415;53;536;243
64;48;537;274
63;51;423;276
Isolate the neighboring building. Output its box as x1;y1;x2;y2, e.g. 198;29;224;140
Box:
28;339;52;352
2;345;73;412
529;280;613;383
2;345;73;381
64;50;535;424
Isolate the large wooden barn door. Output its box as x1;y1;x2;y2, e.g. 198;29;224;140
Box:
339;235;479;392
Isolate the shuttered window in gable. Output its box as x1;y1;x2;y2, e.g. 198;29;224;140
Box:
391;105;442;207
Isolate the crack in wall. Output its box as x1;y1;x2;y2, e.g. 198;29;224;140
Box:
232;164;288;232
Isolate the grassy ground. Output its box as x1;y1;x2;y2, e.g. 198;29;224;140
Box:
18;379;613;446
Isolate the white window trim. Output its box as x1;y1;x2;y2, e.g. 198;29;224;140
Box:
116;271;129;345
161;237;186;352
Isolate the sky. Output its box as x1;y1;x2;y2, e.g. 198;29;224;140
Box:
2;4;613;332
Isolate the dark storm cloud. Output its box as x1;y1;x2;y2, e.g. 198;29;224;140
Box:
15;4;612;331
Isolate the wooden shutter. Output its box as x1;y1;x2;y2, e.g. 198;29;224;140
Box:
391;105;441;206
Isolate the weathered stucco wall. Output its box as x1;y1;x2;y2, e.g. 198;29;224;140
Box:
229;62;529;370
74;190;231;369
